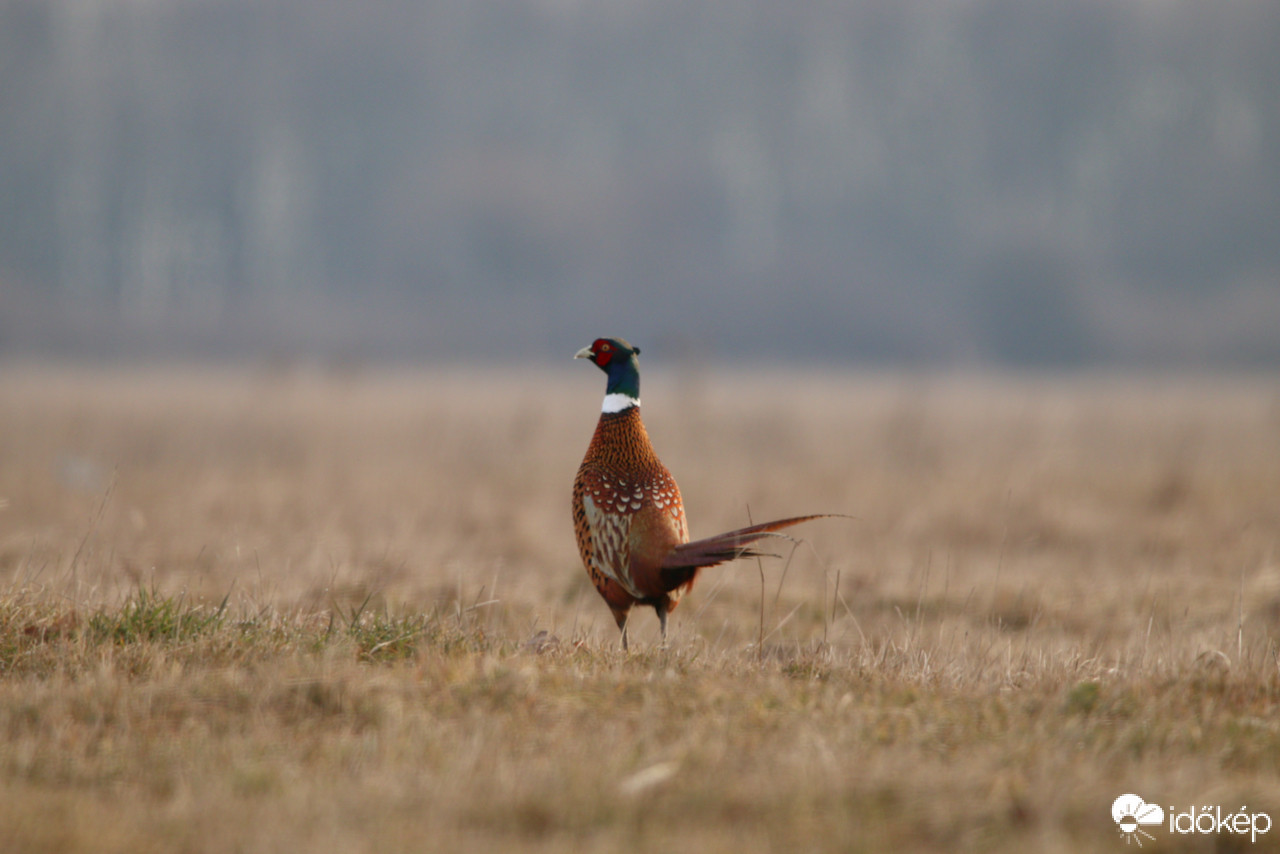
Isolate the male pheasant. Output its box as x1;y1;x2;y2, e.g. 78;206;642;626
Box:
572;336;830;648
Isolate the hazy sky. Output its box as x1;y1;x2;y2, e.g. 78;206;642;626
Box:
1;0;1278;366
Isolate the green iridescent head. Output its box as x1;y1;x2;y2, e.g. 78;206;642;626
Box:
575;337;642;405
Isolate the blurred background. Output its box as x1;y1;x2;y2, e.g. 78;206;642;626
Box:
1;0;1277;367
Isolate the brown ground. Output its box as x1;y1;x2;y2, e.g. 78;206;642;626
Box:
1;364;1279;852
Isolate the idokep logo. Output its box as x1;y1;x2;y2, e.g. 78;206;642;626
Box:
1112;794;1272;846
1112;795;1163;845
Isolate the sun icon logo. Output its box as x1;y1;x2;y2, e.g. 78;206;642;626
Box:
1112;794;1164;846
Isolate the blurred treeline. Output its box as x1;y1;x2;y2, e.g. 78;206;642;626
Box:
1;0;1277;365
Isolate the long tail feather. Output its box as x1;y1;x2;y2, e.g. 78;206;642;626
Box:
661;514;836;573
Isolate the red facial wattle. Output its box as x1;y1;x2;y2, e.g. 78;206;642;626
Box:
593;340;614;366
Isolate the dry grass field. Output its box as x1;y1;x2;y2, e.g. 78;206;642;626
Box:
2;362;1279;852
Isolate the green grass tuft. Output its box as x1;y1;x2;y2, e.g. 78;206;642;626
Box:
1064;680;1101;715
345;610;431;662
88;587;227;645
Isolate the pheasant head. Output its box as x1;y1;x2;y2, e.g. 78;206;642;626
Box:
574;337;641;412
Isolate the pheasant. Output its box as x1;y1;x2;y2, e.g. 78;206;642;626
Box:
572;336;831;648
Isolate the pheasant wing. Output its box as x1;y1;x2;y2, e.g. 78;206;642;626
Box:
581;493;643;599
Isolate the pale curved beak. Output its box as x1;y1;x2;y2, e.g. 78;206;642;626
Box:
573;346;594;360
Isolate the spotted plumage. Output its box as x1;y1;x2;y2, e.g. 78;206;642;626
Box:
573;337;834;648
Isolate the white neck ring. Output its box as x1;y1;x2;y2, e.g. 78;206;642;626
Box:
601;393;639;413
